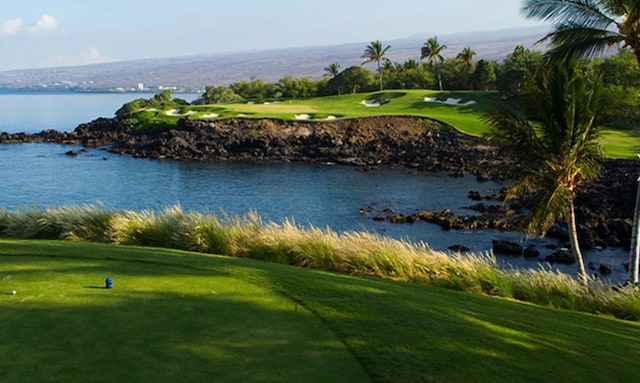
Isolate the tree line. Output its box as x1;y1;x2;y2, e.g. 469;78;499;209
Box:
195;39;640;130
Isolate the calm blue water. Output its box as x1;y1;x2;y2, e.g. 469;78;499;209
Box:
0;93;629;281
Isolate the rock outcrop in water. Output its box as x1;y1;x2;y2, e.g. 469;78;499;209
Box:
0;115;636;253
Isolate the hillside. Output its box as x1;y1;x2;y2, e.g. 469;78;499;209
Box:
0;26;548;92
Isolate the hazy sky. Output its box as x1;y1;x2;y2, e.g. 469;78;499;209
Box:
0;0;544;71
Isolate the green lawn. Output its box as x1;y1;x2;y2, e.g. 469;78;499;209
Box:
2;239;639;382
148;89;640;159
186;90;497;137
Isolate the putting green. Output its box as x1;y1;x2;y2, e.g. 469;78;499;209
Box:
0;255;369;383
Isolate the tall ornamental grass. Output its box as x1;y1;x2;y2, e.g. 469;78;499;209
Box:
0;204;638;320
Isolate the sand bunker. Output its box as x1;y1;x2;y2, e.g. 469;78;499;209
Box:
295;114;312;120
360;100;381;107
165;109;197;116
423;97;476;106
201;113;220;118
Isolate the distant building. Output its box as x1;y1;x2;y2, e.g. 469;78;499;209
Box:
137;82;144;91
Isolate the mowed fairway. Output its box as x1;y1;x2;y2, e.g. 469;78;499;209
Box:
0;242;369;383
2;239;640;382
179;89;640;158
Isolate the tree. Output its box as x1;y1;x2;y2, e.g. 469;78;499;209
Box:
471;59;497;91
324;63;341;78
457;47;476;71
495;45;544;100
275;76;318;98
522;0;640;283
229;78;275;100
457;47;477;89
420;37;447;90
386;64;435;90
321;66;376;96
361;40;391;91
487;61;604;285
598;49;640;128
195;86;242;104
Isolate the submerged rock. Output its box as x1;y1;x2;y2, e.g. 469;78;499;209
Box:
492;239;523;256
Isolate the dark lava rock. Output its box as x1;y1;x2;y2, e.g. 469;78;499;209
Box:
598;264;612;275
523;245;540;258
448;244;471;252
544;251;575;264
492;240;523;256
65;150;78;157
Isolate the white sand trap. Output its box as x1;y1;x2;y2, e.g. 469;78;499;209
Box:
295;114;312;120
165;109;196;116
360;100;381;107
263;101;282;105
201;113;220;118
325;115;337;120
424;97;476;106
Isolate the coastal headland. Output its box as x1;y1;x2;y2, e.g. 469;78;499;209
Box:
0;115;636;258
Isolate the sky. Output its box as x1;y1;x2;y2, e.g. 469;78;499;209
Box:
0;0;545;71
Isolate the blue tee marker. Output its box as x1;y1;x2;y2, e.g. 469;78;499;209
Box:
105;277;113;289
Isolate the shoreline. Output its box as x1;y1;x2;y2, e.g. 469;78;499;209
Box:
0;115;636;263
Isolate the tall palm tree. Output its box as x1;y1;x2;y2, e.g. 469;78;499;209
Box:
324;62;341;78
457;47;477;89
487;61;604;285
420;37;447;90
522;0;640;283
457;47;476;68
361;40;391;91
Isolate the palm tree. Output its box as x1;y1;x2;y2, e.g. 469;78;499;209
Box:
487;61;604;285
457;47;476;68
420;37;447;90
522;0;640;66
522;0;640;283
361;40;391;91
324;63;341;78
457;47;477;89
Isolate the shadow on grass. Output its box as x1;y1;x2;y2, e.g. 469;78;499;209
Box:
409;91;497;115
366;92;407;105
0;254;369;383
248;262;640;383
3;240;640;382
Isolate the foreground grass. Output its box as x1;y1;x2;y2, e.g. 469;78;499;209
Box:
1;205;639;322
1;239;639;383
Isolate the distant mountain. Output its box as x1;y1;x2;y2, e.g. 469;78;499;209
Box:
0;26;549;92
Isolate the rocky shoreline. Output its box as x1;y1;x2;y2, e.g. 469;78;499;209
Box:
1;115;637;269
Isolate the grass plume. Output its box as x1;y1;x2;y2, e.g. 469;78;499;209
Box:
0;204;638;320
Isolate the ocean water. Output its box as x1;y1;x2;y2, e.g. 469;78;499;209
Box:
0;93;629;282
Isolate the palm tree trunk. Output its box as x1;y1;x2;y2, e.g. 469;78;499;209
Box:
629;171;640;284
377;60;383;91
437;70;443;91
568;202;589;285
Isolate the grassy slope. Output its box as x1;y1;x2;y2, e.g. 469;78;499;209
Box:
155;90;638;158
2;239;639;383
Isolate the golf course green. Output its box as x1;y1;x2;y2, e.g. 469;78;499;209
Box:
1;239;639;382
133;90;640;159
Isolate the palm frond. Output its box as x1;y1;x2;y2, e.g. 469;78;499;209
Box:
542;24;625;61
523;0;618;29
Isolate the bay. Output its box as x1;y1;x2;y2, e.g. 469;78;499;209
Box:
0;93;629;282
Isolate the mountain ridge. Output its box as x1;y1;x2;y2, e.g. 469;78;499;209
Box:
0;26;549;92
